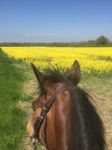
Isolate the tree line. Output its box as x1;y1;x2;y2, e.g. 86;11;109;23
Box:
0;36;112;47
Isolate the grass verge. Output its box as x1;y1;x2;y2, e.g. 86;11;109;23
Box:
0;48;26;150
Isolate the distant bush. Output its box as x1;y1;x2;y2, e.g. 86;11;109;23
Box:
96;36;109;46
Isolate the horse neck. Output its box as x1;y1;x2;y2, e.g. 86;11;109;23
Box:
46;90;77;150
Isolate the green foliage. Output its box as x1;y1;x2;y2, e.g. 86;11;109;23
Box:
96;36;109;46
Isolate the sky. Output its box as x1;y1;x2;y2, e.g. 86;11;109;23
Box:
0;0;112;42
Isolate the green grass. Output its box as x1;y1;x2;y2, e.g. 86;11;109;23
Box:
0;49;26;150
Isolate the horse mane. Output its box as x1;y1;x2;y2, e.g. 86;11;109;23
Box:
72;87;106;150
41;67;106;150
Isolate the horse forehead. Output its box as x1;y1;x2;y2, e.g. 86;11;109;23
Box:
46;82;66;91
33;82;67;108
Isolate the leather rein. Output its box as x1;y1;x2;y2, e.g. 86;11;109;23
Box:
31;87;66;150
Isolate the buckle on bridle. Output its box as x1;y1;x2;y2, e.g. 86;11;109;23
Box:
43;106;48;112
39;115;44;121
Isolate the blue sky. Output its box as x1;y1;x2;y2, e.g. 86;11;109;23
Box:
0;0;112;42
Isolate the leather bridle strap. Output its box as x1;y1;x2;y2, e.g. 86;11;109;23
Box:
33;87;66;148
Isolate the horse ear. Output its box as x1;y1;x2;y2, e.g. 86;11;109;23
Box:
31;63;45;92
67;60;81;84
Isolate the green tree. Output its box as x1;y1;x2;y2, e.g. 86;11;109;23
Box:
96;36;109;46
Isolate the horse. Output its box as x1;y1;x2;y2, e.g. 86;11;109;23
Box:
27;60;106;150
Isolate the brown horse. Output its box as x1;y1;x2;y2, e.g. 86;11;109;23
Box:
27;60;106;150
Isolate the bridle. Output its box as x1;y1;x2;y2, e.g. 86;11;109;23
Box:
31;87;66;150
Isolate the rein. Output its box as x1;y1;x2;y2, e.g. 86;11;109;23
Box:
32;87;66;150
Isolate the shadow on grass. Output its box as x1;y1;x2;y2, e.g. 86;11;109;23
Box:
0;48;26;150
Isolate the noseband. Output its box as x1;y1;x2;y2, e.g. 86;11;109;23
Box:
32;87;66;150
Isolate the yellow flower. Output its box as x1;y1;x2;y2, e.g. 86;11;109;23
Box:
2;47;112;73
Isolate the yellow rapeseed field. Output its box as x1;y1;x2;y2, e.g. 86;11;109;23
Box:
2;47;112;74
